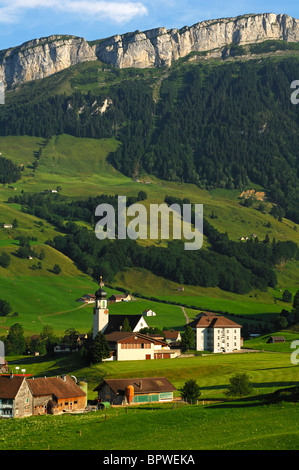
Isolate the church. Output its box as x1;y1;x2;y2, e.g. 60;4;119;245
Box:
92;278;177;361
92;278;149;339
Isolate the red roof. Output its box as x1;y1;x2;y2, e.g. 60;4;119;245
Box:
187;313;242;329
0;375;26;399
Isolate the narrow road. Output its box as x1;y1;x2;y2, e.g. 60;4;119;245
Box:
181;306;190;325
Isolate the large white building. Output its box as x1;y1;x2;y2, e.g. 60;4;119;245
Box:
186;312;242;353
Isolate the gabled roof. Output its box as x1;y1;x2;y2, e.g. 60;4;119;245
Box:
0;375;26;399
94;377;177;394
187;312;242;329
104;314;147;334
27;375;86;399
105;331;167;346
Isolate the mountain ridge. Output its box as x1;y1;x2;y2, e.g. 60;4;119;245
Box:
1;12;299;89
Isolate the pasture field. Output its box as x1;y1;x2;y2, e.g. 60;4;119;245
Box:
3;350;299;451
0;400;298;450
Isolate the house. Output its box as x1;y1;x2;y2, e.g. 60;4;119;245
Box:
0;374;33;418
94;377;177;405
108;294;132;302
104;331;178;361
27;375;87;415
267;336;285;344
163;330;181;344
186;312;242;353
3;224;13;229
143;309;156;317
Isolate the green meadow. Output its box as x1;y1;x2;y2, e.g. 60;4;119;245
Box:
2;349;299;450
0;400;298;450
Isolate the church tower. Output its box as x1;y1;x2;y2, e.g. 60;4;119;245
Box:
93;276;109;339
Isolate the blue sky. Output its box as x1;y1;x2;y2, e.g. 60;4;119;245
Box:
0;0;299;50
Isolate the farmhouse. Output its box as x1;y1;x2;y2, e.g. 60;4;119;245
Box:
104;331;178;361
186;312;242;353
27;375;87;415
0;374;33;418
94;377;177;405
108;294;132;302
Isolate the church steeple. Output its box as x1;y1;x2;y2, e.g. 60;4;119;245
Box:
93;276;109;338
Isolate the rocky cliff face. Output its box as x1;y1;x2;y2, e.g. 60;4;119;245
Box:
1;13;299;89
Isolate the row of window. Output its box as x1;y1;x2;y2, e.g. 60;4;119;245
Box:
121;343;151;349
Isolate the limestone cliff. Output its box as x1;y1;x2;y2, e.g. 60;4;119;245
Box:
1;13;299;89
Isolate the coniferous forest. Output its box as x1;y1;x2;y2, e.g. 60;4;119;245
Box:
1;56;299;222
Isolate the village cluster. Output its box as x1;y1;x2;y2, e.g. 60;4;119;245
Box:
0;278;243;418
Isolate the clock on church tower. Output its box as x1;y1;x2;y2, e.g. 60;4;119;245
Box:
93;276;109;338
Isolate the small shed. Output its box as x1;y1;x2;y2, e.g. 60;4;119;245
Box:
267;336;285;344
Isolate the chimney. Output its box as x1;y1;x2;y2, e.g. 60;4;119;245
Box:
139;380;142;389
10;371;13;379
62;374;66;381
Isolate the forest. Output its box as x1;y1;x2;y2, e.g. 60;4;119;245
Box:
1;53;299;222
10;192;298;295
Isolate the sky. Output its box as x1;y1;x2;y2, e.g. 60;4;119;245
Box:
0;0;299;50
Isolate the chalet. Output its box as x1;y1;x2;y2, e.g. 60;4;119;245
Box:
104;331;178;361
0;374;33;418
27;375;87;415
94;377;177;405
267;336;285;344
186;312;242;353
108;294;132;302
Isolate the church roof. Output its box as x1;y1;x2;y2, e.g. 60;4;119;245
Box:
104;315;147;334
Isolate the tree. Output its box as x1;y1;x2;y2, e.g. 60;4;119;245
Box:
122;317;132;332
0;252;10;268
282;289;292;303
225;373;253;397
91;332;111;363
181;326;195;351
53;264;61;274
0;299;12;316
5;323;25;355
180;379;201;404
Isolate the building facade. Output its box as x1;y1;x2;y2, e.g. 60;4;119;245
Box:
186;312;242;353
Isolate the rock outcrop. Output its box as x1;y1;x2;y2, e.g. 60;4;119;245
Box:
1;13;299;89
